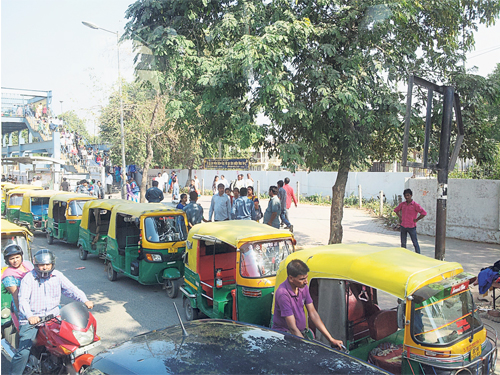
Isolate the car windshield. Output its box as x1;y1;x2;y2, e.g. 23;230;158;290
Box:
68;200;88;216
240;239;293;278
9;194;23;206
412;283;482;346
144;215;187;243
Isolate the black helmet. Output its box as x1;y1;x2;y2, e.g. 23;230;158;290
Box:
3;244;23;263
33;249;56;279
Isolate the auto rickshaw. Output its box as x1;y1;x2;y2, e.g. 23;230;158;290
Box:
5;187;43;223
181;220;295;326
18;190;59;232
1;183;16;215
1;219;33;345
46;193;97;245
274;244;497;375
105;203;188;298
77;199;128;260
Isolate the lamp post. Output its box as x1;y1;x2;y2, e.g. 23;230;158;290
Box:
82;21;127;199
60;101;63;114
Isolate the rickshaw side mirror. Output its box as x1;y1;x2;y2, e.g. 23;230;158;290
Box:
397;299;406;329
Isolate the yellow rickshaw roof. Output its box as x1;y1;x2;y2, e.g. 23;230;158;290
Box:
7;187;42;196
111;202;184;217
20;190;59;213
1;219;33;237
1;183;16;190
80;199;130;230
50;193;96;202
277;244;463;299
188;220;294;247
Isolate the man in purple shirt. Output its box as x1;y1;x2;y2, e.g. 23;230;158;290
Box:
394;188;427;254
11;249;93;375
272;259;343;349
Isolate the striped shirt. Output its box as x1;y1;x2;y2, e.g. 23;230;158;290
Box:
18;269;88;325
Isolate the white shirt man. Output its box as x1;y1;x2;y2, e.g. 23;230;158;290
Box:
245;173;254;187
220;175;230;189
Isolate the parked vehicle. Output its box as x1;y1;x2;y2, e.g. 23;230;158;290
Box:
181;220;295;326
1;301;101;375
1;220;33;336
18;190;59;232
77;199;128;260
5;187;42;223
274;244;498;375
1;182;16;215
82;319;390;375
105;203;188;297
46;193;97;245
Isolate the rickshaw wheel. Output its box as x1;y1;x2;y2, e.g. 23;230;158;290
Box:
184;297;198;321
47;232;54;244
79;245;88;261
107;262;117;281
165;279;180;299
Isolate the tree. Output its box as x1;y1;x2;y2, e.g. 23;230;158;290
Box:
60;111;96;144
124;0;500;242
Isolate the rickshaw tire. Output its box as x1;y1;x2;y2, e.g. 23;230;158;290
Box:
47;232;54;245
166;279;180;299
79;245;88;261
107;262;117;281
184;297;198;321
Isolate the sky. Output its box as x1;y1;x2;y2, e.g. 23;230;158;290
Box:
2;1;500;136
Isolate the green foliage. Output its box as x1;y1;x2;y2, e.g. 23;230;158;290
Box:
60;111;94;143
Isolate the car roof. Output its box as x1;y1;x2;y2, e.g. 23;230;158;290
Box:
88;319;389;375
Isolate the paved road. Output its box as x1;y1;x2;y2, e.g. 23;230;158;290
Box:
3;195;500;373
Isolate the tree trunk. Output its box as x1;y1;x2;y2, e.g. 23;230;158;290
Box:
141;133;154;203
329;157;351;244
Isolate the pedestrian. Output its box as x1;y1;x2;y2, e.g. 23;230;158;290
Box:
194;175;200;195
171;177;180;203
126;179;133;201
114;166;121;187
212;176;219;194
278;180;293;232
272;259;343;349
145;180;164;203
394;188;427;254
188;179;196;193
235;174;245;189
60;178;70;192
162;170;169;192
77;180;90;195
283;177;298;224
247;186;263;222
96;181;105;199
129;177;140;202
231;187;256;220
176;193;188;209
105;172;113;195
183;191;207;229
225;187;233;206
220;175;230;190
263;186;281;229
208;183;231;222
155;173;165;192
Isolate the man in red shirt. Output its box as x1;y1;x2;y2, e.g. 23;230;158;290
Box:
394;188;427;254
283;177;298;224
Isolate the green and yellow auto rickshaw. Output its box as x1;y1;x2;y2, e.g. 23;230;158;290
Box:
1;183;16;215
1;219;33;344
105;203;188;298
273;244;497;375
18;190;59;232
77;199;129;260
5;187;42;223
181;220;295;325
46;193;97;245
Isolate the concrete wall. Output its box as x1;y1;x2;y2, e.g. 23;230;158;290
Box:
407;178;500;244
146;168;413;201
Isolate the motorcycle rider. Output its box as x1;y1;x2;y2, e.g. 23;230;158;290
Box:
10;249;93;375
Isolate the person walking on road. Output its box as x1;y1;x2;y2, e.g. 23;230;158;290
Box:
60;178;70;192
394;188;427;254
105;172;113;195
278;180;293;232
209;183;231;222
183;191;207;229
231;187;256;220
283;178;298;224
145;180;164;203
264;186;281;229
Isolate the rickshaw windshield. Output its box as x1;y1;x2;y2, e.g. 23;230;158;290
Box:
412;284;482;347
144;215;187;243
68;200;87;216
31;198;50;218
9;194;23;206
240;239;293;278
1;235;29;268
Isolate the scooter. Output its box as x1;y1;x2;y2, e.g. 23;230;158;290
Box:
1;301;101;374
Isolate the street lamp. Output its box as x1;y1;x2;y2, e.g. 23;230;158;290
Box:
60;100;63;113
82;20;127;199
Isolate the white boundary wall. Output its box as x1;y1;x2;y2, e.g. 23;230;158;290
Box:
147;168;413;201
406;178;500;244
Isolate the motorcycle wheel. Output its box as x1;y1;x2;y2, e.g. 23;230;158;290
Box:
79;245;88;261
165;279;180;299
107;262;117;281
184;297;198;321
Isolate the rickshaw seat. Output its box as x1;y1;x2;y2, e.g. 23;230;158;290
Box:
368;310;398;341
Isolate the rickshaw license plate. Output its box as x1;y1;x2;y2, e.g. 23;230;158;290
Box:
168;248;177;253
470;345;481;361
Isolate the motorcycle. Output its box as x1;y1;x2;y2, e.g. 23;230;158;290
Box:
1;301;101;374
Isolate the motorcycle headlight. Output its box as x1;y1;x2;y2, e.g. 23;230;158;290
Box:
73;325;94;346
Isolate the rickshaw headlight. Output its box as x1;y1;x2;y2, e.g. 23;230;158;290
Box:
146;253;163;262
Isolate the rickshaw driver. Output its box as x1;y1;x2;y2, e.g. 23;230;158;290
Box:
272;259;344;349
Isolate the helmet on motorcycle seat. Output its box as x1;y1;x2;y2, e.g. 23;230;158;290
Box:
33;249;56;279
3;244;23;263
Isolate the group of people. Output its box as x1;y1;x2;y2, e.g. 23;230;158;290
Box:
211;173;254;194
2;175;19;184
70;178;105;198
